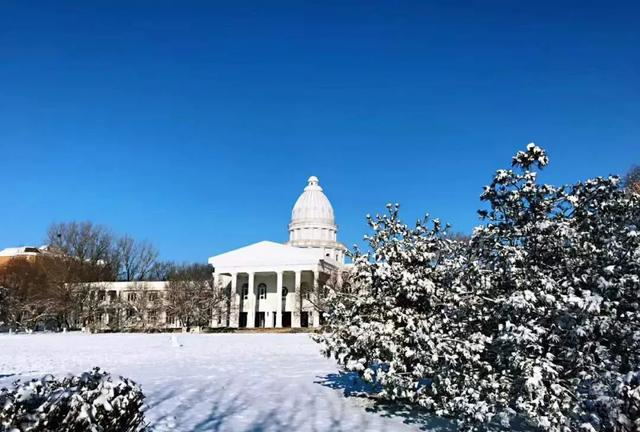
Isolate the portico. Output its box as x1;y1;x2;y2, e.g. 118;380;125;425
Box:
210;242;338;328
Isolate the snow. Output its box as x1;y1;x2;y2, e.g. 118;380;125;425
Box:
0;332;438;432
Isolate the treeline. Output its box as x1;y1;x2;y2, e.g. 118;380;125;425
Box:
0;222;218;331
46;221;172;282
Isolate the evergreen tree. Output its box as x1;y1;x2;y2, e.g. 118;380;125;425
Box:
317;144;640;432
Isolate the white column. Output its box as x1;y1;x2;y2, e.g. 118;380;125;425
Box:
264;274;274;328
229;273;238;327
247;272;256;328
213;274;223;328
312;271;321;328
275;270;283;328
293;270;301;327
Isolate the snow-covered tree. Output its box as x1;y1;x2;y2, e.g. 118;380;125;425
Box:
0;368;147;431
317;144;640;432
316;206;493;427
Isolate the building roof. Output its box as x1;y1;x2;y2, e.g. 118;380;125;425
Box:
208;240;327;270
0;246;43;257
291;176;335;225
87;281;168;291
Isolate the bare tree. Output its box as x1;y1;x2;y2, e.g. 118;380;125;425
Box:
72;282;108;332
46;221;118;281
0;285;8;326
0;258;56;330
147;260;176;281
624;165;640;195
115;236;159;281
165;264;224;331
303;269;352;316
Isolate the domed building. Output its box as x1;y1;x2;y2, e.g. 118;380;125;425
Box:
208;176;346;329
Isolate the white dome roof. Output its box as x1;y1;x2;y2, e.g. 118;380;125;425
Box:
291;176;335;224
288;176;346;263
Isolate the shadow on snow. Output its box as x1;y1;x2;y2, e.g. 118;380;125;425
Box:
148;375;368;432
315;371;457;432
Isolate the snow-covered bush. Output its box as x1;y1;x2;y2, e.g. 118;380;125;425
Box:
317;144;640;431
0;367;147;432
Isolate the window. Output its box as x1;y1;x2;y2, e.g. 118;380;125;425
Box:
242;283;249;300
258;283;267;300
127;292;137;302
282;287;288;298
148;292;158;301
301;282;310;299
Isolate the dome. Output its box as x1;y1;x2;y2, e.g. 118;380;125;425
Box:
291;176;335;224
288;176;346;263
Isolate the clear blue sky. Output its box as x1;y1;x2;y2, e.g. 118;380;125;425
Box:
1;1;638;263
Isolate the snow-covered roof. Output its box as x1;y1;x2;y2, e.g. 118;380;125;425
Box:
208;240;326;270
0;246;43;257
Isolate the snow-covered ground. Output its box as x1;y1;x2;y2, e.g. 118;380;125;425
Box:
0;333;448;432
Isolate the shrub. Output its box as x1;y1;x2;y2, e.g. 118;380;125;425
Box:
0;367;146;432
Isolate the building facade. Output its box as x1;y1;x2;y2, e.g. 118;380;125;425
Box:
209;176;346;329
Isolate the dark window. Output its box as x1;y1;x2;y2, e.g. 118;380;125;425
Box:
300;311;309;328
239;312;248;328
282;287;288;297
258;283;267;299
242;283;249;300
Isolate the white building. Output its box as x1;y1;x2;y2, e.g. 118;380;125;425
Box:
209;176;347;329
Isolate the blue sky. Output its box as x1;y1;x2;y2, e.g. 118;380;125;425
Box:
1;1;638;262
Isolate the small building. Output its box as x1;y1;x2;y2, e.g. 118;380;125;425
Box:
83;281;176;329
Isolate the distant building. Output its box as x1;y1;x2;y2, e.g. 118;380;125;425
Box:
84;281;180;330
